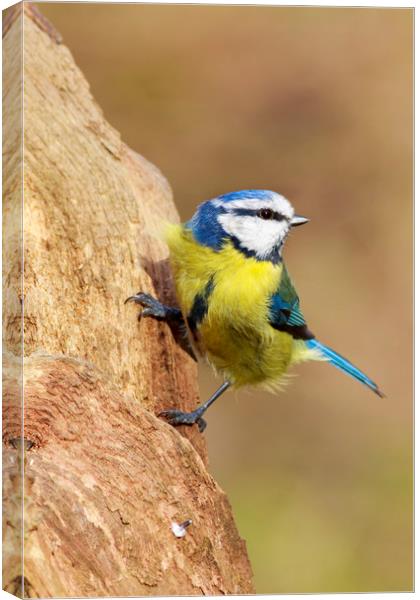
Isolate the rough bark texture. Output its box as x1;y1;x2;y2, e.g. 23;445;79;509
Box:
3;5;23;597
2;4;254;596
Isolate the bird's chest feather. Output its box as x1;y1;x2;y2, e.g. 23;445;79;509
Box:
209;256;281;327
167;226;293;385
174;239;282;347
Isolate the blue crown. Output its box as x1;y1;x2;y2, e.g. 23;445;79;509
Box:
216;189;275;203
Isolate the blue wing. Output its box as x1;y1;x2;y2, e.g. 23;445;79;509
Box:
269;265;384;397
268;266;314;340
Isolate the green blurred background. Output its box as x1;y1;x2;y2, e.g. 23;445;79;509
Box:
40;4;413;593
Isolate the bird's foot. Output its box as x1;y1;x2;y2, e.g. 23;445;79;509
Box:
159;408;207;433
124;292;182;322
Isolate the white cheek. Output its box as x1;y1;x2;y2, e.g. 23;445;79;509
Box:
218;214;288;258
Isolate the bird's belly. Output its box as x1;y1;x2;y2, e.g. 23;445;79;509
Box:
198;303;293;388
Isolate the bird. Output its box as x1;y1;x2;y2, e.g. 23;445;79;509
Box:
126;189;384;432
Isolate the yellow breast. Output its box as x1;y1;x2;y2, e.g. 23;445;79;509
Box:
166;224;294;388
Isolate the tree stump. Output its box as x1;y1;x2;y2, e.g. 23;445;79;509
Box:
2;4;254;596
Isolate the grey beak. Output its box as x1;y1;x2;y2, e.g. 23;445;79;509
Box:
291;215;309;227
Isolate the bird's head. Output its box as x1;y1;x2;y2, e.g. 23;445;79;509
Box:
186;189;308;263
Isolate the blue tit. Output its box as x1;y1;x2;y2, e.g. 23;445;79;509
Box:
126;189;384;432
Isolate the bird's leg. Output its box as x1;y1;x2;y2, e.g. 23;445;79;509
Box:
125;291;197;360
159;381;231;433
125;292;183;323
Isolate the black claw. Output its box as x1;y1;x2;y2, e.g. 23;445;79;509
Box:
125;292;154;307
125;292;167;320
125;292;183;323
158;409;206;432
197;417;207;433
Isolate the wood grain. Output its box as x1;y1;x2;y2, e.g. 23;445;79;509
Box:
2;5;254;596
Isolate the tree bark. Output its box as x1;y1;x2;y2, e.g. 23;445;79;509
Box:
2;4;254;596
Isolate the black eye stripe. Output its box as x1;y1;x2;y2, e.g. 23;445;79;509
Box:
232;208;287;222
267;212;286;222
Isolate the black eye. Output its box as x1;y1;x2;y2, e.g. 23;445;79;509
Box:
258;208;274;220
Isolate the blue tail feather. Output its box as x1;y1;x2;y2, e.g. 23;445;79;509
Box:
306;339;384;398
